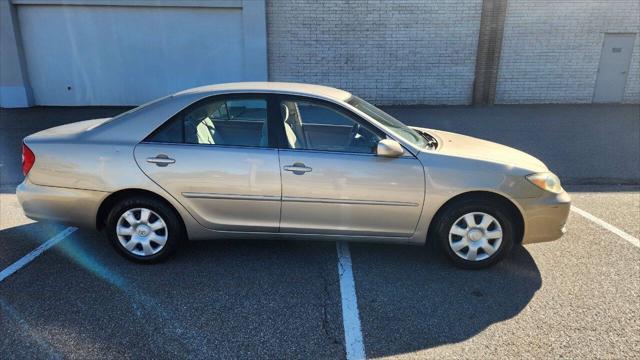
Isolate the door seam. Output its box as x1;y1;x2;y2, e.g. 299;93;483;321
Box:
277;148;284;233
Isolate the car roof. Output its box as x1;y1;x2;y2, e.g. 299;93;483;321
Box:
173;82;353;102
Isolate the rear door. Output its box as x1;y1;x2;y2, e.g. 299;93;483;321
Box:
276;96;425;237
134;94;282;232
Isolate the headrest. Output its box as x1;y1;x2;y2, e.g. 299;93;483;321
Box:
281;103;290;123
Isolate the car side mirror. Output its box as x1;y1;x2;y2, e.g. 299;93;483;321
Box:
376;139;404;157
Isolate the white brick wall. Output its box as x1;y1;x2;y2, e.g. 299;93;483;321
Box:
267;0;483;105
626;33;640;103
497;0;640;104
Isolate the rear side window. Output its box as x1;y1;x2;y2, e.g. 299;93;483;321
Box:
146;97;269;147
148;115;183;143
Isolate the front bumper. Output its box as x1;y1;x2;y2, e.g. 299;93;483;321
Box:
517;190;571;244
17;179;108;229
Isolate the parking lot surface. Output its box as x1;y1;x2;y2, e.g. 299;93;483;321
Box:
1;104;639;187
1;105;639;359
1;184;639;359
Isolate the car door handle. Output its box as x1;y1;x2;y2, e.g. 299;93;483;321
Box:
284;163;312;174
147;154;175;167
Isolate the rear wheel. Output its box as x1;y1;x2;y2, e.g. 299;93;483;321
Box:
434;198;515;269
106;196;182;263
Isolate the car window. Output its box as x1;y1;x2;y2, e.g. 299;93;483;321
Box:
226;100;267;122
147;113;183;143
281;100;381;154
346;96;429;149
147;98;269;147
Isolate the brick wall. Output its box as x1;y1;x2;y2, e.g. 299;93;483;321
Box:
626;33;640;103
497;0;640;104
266;0;483;105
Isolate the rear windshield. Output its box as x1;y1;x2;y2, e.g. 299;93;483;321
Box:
94;96;169;129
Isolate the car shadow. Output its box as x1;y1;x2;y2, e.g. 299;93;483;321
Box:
0;222;540;358
349;242;541;357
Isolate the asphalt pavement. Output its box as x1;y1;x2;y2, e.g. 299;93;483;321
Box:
1;104;639;186
1;184;638;359
1;104;639;359
383;104;640;185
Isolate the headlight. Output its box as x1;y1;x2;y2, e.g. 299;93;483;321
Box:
526;172;563;193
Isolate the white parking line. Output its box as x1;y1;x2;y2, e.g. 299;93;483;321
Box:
571;206;639;248
336;241;366;360
0;226;77;282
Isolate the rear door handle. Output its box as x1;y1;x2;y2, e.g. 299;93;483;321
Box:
284;162;312;175
147;154;175;167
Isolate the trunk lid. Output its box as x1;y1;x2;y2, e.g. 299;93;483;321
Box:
25;118;111;143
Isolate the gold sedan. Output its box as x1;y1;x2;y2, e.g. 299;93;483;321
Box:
17;82;570;269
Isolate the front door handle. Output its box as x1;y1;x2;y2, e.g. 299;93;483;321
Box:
147;154;175;167
284;162;312;175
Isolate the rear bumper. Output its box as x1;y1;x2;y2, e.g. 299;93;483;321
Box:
517;190;571;245
16;179;108;229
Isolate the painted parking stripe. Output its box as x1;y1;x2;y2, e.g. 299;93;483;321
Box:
0;227;77;282
571;206;639;248
336;241;366;360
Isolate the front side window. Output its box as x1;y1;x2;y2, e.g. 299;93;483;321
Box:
280;100;381;154
147;98;269;147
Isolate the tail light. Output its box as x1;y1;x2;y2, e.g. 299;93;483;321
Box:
22;143;35;176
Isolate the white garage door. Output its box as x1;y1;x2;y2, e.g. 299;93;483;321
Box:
17;4;262;105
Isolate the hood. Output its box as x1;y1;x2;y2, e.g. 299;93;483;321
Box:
25;118;111;143
412;127;548;172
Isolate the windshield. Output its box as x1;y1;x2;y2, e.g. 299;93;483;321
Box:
346;96;430;149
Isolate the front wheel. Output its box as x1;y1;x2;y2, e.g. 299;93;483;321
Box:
434;199;515;269
105;196;182;263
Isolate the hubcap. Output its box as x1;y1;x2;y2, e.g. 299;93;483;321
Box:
116;208;168;257
136;224;151;237
467;228;483;241
448;212;503;262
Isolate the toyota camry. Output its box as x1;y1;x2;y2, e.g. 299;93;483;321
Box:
17;82;571;269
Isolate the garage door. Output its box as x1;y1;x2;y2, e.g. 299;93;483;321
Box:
16;3;266;106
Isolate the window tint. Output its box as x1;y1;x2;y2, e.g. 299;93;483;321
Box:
226;100;267;121
148;114;182;143
281;100;381;154
297;103;353;126
147;98;269;147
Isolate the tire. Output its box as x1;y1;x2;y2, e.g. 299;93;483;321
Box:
105;196;183;263
433;198;515;270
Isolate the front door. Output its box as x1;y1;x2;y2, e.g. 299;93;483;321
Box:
135;95;281;232
593;34;636;103
276;97;425;237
